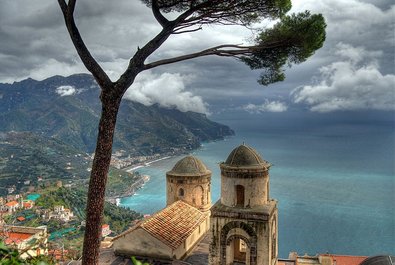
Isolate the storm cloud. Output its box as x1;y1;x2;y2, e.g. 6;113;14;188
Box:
292;43;395;112
0;0;393;113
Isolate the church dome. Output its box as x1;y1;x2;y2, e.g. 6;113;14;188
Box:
167;156;211;176
224;144;269;168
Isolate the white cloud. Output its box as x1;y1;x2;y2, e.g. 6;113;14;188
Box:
292;43;395;112
124;71;208;113
56;85;77;96
243;100;288;113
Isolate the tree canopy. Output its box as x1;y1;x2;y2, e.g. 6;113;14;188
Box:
242;11;326;85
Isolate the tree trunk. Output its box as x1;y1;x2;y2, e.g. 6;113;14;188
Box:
81;92;122;265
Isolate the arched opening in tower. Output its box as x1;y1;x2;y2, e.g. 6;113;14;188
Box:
235;185;245;207
193;185;204;206
233;237;247;264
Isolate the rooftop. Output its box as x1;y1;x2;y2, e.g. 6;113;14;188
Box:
223;144;270;169
114;200;208;250
5;201;18;207
0;232;34;245
167;156;211;177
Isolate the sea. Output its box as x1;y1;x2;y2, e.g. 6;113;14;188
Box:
120;110;395;258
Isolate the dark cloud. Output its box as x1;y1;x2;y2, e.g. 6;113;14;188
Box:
0;0;393;113
292;43;395;112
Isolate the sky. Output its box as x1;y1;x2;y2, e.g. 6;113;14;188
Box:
0;0;394;115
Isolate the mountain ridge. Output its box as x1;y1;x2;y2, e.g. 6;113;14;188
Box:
0;73;234;155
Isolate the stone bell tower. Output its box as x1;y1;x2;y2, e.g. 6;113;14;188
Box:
166;155;211;212
209;144;278;265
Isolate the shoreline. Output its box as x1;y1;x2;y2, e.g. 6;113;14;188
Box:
106;154;178;205
107;136;234;204
125;156;172;172
106;175;150;205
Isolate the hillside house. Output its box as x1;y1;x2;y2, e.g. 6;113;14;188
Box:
22;200;34;209
0;225;48;259
4;201;19;213
44;205;74;222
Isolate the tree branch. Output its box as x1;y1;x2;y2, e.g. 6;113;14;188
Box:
172;27;202;34
57;0;112;90
143;43;282;70
143;39;288;70
58;0;67;12
67;0;76;14
116;22;179;90
152;0;169;27
144;44;251;70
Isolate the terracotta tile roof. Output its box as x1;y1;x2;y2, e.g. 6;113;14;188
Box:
140;200;208;250
320;254;368;265
16;216;25;221
23;202;32;208
5;201;18;207
114;201;207;250
0;232;33;245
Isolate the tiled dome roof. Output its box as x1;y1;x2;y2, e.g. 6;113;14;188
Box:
224;144;268;167
167;156;210;176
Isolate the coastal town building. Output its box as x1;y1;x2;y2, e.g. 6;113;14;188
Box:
0;225;48;259
43;205;74;222
4;200;19;213
22;200;34;209
113;156;212;261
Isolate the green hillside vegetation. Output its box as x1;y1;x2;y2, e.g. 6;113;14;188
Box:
5;186;141;252
0;132;90;194
0;131;144;196
106;167;141;198
0;74;234;156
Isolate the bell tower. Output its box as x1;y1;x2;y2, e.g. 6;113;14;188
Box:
166;155;211;212
209;144;278;265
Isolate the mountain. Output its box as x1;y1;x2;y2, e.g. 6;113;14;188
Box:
0;74;234;155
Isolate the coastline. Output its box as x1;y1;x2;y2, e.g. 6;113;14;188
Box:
105;174;150;205
106;136;234;205
125;156;171;172
105;154;176;205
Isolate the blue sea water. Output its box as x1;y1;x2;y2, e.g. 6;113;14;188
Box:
121;111;395;258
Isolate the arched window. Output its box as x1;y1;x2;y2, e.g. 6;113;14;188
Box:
235;185;245;206
178;188;184;197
